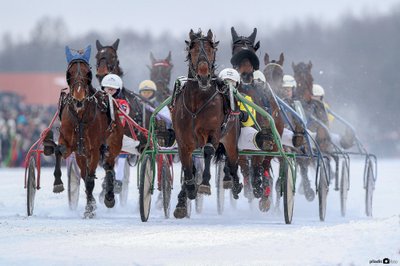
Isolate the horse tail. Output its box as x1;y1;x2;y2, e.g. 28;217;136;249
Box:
214;143;226;163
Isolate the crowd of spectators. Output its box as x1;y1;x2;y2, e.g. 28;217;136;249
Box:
0;92;57;167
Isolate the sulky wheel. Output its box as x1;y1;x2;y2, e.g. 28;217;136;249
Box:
119;158;131;207
161;156;172;218
340;160;350;217
26;156;37;216
139;154;154;222
282;157;295;224
215;159;225;215
318;159;329;222
365;160;375;217
67;156;80;211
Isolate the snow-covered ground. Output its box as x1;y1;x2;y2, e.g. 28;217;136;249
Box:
0;159;399;265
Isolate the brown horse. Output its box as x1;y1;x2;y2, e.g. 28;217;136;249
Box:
231;27;284;212
170;29;241;218
292;61;331;201
149;51;173;104
95;39;150;145
52;46;123;218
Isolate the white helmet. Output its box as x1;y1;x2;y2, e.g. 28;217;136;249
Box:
282;75;296;88
253;70;266;83
101;74;123;89
218;68;240;84
312;84;325;97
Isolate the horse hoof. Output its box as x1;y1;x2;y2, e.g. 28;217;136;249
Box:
173;207;187;219
305;189;315;202
198;184;211;195
259;198;271;212
104;193;115;208
83;211;96;219
223;180;233;189
53;184;64;193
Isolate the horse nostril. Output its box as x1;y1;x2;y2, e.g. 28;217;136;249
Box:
76;101;83;108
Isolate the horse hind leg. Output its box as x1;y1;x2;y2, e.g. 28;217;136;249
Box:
103;162;116;208
198;143;214;195
258;158;273;212
53;144;68;193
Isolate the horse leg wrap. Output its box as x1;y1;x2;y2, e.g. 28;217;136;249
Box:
202;143;215;157
184;179;197;200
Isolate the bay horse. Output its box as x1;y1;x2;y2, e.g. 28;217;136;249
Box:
149;51;173;104
170;29;241;218
231;27;284;212
263;52;284;95
95;39;149;146
292;61;331;201
53;46;123;217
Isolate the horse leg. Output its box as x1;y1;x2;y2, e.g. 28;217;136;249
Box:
298;158;315;201
173;188;187;219
198;143;215;195
259;157;273;212
222;143;242;200
251;156;264;199
238;155;252;201
53;143;69;193
103;161;116;208
181;148;197;200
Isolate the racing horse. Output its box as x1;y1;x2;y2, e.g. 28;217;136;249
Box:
149;51;173;104
292;61;330;200
52;46;123;217
263;52;284;95
231;27;284;212
95;39;149;144
170;29;241;218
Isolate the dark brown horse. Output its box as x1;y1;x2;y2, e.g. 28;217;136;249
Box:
231;27;284;212
52;46;123;218
170;29;241;218
149;52;173;104
292;61;331;201
95;39;149;145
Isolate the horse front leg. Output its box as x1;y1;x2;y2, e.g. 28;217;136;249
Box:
224;144;242;200
102;156;116;209
259;157;273;212
53;140;70;193
173;147;194;219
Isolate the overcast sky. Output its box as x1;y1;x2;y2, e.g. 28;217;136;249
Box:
2;0;399;41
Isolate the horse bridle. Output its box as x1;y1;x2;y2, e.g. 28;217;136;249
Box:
66;59;93;104
151;62;171;85
96;47;119;74
187;37;216;89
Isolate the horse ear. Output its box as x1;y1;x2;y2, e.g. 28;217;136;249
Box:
231;27;239;42
150;52;156;64
254;41;260;51
189;29;196;41
207;29;213;40
166;51;172;62
112;39;120;50
96;40;103;51
249;28;257;43
278;52;284;66
65;46;73;63
308;60;313;69
264;53;270;65
83;45;91;63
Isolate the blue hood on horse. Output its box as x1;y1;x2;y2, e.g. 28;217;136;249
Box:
65;45;91;64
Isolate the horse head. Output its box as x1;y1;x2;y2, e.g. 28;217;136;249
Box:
185;29;218;89
148;51;173;97
230;27;260;83
95;39;123;82
65;45;93;107
263;52;284;92
292;61;314;102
